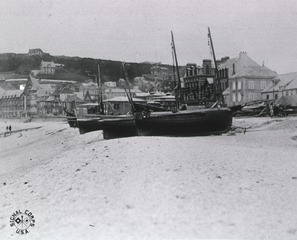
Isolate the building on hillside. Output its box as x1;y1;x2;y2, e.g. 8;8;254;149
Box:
40;61;57;75
32;61;65;76
261;72;297;101
180;60;216;106
142;64;175;91
28;48;44;56
218;52;277;106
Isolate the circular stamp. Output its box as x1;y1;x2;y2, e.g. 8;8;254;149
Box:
10;210;35;234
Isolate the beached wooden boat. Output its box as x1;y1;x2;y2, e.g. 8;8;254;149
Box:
134;108;233;136
76;64;108;134
77;114;132;134
130;30;233;137
66;115;77;128
77;116;102;134
101;116;137;139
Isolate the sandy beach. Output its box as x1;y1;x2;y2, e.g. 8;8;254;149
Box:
0;116;297;239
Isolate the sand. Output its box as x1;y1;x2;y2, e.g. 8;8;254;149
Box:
0;116;297;239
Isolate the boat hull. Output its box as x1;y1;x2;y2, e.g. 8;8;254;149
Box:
77;118;102;134
77;115;132;134
134;108;233;136
101;117;137;139
66;116;77;128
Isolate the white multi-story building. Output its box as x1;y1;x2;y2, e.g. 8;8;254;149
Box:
218;52;277;106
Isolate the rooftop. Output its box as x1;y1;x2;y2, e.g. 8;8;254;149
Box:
218;52;277;79
262;72;297;92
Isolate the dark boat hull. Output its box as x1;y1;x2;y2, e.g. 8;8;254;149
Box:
77;118;102;134
67;116;77;128
77;115;132;134
134;108;233;136
101;117;137;139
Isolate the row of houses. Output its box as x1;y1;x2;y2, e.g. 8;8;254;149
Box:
0;73;146;118
1;52;297;118
180;51;297;107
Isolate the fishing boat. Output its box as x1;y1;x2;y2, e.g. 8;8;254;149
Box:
131;30;233;137
66;111;77;128
100;115;137;139
77;116;102;134
100;100;174;139
134;108;232;136
76;64;106;134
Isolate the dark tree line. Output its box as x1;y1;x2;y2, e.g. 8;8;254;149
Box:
0;53;178;88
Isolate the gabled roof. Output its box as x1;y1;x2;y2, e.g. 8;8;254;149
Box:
45;95;56;102
218;52;277;79
0;81;19;91
233;65;277;79
60;87;73;94
0;90;23;98
262;72;297;92
41;61;56;68
64;95;83;102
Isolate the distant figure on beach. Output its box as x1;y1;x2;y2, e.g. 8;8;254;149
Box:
9;125;11;132
6;126;8;132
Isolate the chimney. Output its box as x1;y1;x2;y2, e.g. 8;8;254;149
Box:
239;51;247;58
202;59;212;75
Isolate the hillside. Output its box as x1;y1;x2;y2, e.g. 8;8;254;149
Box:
0;53;180;84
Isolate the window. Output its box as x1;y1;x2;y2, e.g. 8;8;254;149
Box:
261;81;266;89
113;103;120;110
266;94;269;100
274;94;278;99
232;93;236;103
238;93;242;102
248;93;254;101
248;81;254;89
232;64;235;74
232;81;236;90
206;65;210;74
238;81;241;90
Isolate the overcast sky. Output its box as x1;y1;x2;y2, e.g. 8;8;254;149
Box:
0;0;296;74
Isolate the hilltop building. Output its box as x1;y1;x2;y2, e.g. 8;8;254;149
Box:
28;48;44;56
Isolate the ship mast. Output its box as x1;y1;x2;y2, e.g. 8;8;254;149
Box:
208;27;223;104
97;63;105;114
121;62;135;112
171;31;181;110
